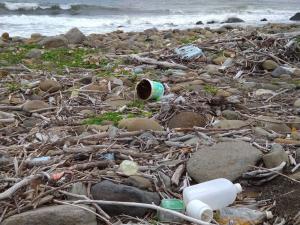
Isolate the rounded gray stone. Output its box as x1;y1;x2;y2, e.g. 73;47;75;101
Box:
187;141;262;182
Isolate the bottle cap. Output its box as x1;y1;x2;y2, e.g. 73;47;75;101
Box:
234;183;243;193
265;211;273;219
186;200;213;223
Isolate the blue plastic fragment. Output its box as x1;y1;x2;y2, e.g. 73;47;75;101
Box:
175;45;204;60
31;156;51;162
96;152;115;161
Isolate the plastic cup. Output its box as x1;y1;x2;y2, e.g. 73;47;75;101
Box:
136;79;164;100
119;160;138;176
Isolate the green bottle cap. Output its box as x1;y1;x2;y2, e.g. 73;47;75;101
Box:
160;199;185;210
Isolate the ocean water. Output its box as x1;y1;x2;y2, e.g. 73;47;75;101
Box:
0;0;299;37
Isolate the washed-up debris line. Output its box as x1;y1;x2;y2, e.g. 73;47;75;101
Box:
0;23;300;225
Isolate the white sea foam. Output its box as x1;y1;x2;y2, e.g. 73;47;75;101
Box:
4;2;39;10
0;7;297;37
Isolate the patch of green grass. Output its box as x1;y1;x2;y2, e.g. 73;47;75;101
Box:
204;84;218;95
19;44;41;50
40;48;101;70
83;112;123;125
96;70;114;77
5;82;21;92
290;79;300;87
180;35;199;44
0;44;40;66
127;100;145;109
96;61;125;77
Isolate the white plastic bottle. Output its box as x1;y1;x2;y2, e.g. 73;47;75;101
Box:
183;178;242;210
186;200;213;223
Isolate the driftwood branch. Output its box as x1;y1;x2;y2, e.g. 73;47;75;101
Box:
72;199;212;225
0;174;44;200
128;55;188;70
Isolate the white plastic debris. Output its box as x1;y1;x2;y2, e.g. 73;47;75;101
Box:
175;45;204;60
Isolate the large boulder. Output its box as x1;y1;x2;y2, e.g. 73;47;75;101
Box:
22;100;49;112
64;27;86;44
25;33;43;44
91;180;160;217
258;116;291;133
223;17;244;23
263;146;289;168
39;79;62;93
1;32;10;41
294;98;300;108
2;205;97;225
118;118;163;131
290;12;300;21
168;112;207;129
187;141;261;182
39;35;68;49
262;60;278;71
213;120;248;129
25;49;42;59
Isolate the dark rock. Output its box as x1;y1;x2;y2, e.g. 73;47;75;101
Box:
223;17;245;23
207;20;217;24
1;205;97;225
79;76;93;84
196;21;203;25
261;18;268;21
290;12;300;21
91;180;160;217
64;27;86;44
222;25;234;30
39;35;68;49
168;112;207;129
187;141;261;182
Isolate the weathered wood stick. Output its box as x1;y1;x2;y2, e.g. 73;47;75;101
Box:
128;55;188;70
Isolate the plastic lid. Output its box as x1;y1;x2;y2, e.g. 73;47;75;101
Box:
160;199;184;210
186;200;213;223
265;211;273;219
234;183;243;193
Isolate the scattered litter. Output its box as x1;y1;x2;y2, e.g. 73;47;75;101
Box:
175;45;204;60
158;199;185;222
136;79;164;100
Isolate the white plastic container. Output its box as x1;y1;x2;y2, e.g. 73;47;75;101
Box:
183;178;242;210
186;200;213;223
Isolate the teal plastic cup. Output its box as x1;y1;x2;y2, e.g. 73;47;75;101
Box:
136;79;164;100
